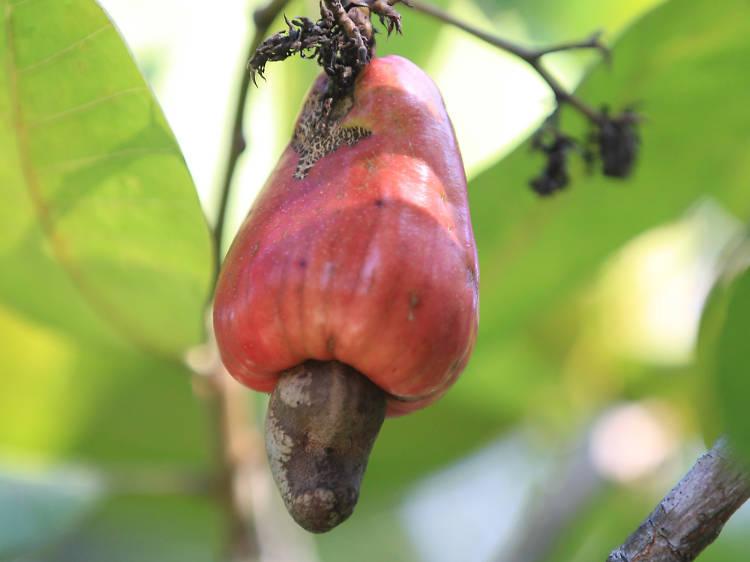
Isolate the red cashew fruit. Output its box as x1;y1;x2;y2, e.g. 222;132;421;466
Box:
213;55;479;532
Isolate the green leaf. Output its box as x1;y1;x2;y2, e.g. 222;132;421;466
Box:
474;0;666;45
0;0;214;356
715;266;750;465
465;0;750;407
694;270;733;446
0;298;215;556
0;4;216;550
0;300;212;464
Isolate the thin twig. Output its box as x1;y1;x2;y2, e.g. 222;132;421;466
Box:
213;0;292;278
494;440;603;562
190;333;267;562
216;367;266;562
525;30;608;60
406;0;605;125
607;436;750;561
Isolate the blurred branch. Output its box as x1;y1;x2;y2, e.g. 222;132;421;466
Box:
213;0;291;278
191;340;318;562
494;440;602;562
607;436;750;562
206;1;292;559
202;364;266;562
406;0;606;125
189;332;267;562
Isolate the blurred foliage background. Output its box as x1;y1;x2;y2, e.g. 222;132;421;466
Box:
1;0;749;560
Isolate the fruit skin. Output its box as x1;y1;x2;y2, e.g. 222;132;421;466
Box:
214;55;478;416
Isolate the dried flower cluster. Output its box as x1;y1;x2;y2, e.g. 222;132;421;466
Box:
530;109;641;196
249;0;406;95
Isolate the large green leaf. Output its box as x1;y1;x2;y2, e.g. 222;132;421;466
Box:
0;0;214;356
0;299;217;558
0;1;216;554
462;0;750;417
0;297;212;463
714;266;750;465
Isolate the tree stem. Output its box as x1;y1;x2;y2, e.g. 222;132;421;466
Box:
212;0;291;279
406;0;606;125
204;366;264;562
206;0;292;558
607;436;750;561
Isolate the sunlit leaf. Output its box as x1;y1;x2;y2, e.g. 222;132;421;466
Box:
0;2;215;553
475;0;666;45
0;305;216;555
0;0;214;356
0;301;211;464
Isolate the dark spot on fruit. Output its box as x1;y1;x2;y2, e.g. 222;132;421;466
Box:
408;290;420;322
374;199;384;207
466;265;477;288
299;258;308;268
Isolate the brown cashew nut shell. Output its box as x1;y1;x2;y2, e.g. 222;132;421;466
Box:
265;361;386;533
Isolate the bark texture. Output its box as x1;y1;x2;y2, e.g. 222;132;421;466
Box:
607;436;750;561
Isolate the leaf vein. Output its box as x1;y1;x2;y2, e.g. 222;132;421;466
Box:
18;24;110;72
4;5;180;360
41;147;179;174
29;87;150;127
